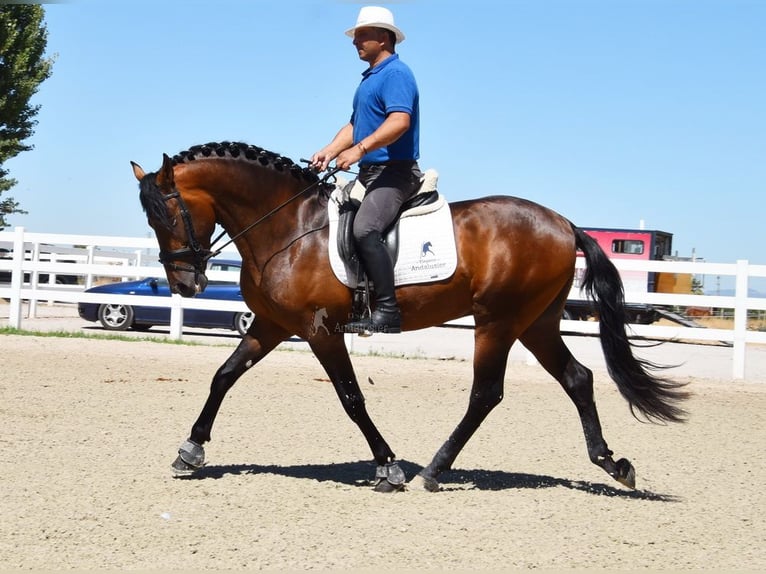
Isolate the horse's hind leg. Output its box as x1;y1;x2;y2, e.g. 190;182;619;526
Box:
410;323;512;492
172;319;289;475
520;319;637;488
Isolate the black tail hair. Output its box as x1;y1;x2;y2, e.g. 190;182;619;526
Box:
574;225;690;423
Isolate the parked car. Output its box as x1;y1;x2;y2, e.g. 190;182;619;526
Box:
77;259;254;336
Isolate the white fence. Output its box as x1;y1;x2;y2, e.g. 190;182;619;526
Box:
2;227;766;379
0;227;242;339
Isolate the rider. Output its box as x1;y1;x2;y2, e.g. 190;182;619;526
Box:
311;6;422;334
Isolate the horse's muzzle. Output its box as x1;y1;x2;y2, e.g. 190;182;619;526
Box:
172;273;208;297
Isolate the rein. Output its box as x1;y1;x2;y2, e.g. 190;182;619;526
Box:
159;166;343;276
203;166;343;262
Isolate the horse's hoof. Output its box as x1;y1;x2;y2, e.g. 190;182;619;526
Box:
372;462;406;493
171;439;205;476
613;458;636;489
373;479;405;493
171;454;204;476
408;474;440;492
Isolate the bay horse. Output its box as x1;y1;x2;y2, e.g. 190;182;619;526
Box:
131;141;688;492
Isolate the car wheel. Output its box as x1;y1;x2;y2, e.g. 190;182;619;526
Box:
98;303;134;331
235;311;255;337
562;309;573;320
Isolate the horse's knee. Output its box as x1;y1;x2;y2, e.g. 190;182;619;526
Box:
210;365;241;391
214;348;258;385
469;382;504;414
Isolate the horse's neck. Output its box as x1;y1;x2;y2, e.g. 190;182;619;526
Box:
177;160;330;264
208;174;327;269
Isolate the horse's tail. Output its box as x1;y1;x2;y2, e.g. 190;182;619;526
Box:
573;224;690;423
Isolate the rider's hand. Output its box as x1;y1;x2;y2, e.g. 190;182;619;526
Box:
334;145;364;171
310;150;333;172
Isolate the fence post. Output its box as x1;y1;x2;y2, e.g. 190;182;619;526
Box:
8;227;25;329
86;245;95;289
732;259;749;379
47;251;60;307
169;293;184;340
134;249;143;280
28;242;42;317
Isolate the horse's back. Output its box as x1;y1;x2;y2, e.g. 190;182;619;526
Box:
450;195;577;263
406;194;579;330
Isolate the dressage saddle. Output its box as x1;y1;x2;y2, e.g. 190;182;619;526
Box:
335;170;441;278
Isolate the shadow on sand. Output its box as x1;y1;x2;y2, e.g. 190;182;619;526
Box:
174;459;680;501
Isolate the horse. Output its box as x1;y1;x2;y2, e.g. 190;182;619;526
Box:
131;141;689;492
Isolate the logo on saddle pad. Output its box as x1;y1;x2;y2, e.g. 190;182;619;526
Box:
409;238;451;275
327;172;458;289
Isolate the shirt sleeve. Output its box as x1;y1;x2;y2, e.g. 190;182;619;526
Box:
381;69;418;116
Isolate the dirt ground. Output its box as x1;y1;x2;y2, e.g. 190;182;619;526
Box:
1;333;765;570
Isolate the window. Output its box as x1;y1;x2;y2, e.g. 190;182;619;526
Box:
207;260;242;285
612;239;644;255
209;263;238;272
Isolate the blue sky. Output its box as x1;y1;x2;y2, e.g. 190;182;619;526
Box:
5;0;765;278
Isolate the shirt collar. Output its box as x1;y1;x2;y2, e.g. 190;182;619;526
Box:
362;53;399;78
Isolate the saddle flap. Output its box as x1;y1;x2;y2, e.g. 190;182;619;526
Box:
337;180;363;281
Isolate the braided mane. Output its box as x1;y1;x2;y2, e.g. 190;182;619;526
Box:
172;141;319;184
140;141;329;229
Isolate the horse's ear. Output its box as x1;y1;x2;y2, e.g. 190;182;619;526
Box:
130;161;145;181
156;153;175;187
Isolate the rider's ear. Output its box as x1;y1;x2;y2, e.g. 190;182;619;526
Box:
156;153;175;188
130;161;145;181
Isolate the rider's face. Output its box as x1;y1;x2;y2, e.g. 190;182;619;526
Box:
352;27;388;65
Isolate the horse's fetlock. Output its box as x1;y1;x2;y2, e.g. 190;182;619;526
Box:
590;445;614;466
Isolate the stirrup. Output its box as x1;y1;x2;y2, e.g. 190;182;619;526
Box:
343;319;374;337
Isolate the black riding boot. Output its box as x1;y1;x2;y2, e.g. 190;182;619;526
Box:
345;232;402;335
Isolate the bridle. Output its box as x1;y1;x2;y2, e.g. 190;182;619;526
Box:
157;165;343;280
157;189;212;280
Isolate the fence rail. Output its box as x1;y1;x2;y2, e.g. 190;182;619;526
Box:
2;227;765;380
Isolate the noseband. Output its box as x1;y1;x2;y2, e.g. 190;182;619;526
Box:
158;189;212;279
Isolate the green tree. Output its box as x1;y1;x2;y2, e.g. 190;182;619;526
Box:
0;4;54;230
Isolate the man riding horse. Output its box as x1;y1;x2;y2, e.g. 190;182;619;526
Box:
311;6;422;335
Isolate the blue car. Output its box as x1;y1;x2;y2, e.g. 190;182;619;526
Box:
77;259;254;336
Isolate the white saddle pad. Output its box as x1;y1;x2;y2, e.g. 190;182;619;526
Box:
327;189;458;289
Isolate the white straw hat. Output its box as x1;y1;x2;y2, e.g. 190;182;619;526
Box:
345;6;406;44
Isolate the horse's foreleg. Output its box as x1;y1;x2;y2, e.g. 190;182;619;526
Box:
309;335;402;492
172;322;288;475
411;326;511;492
521;327;636;489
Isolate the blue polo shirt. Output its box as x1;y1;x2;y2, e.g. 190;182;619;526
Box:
351;54;420;165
